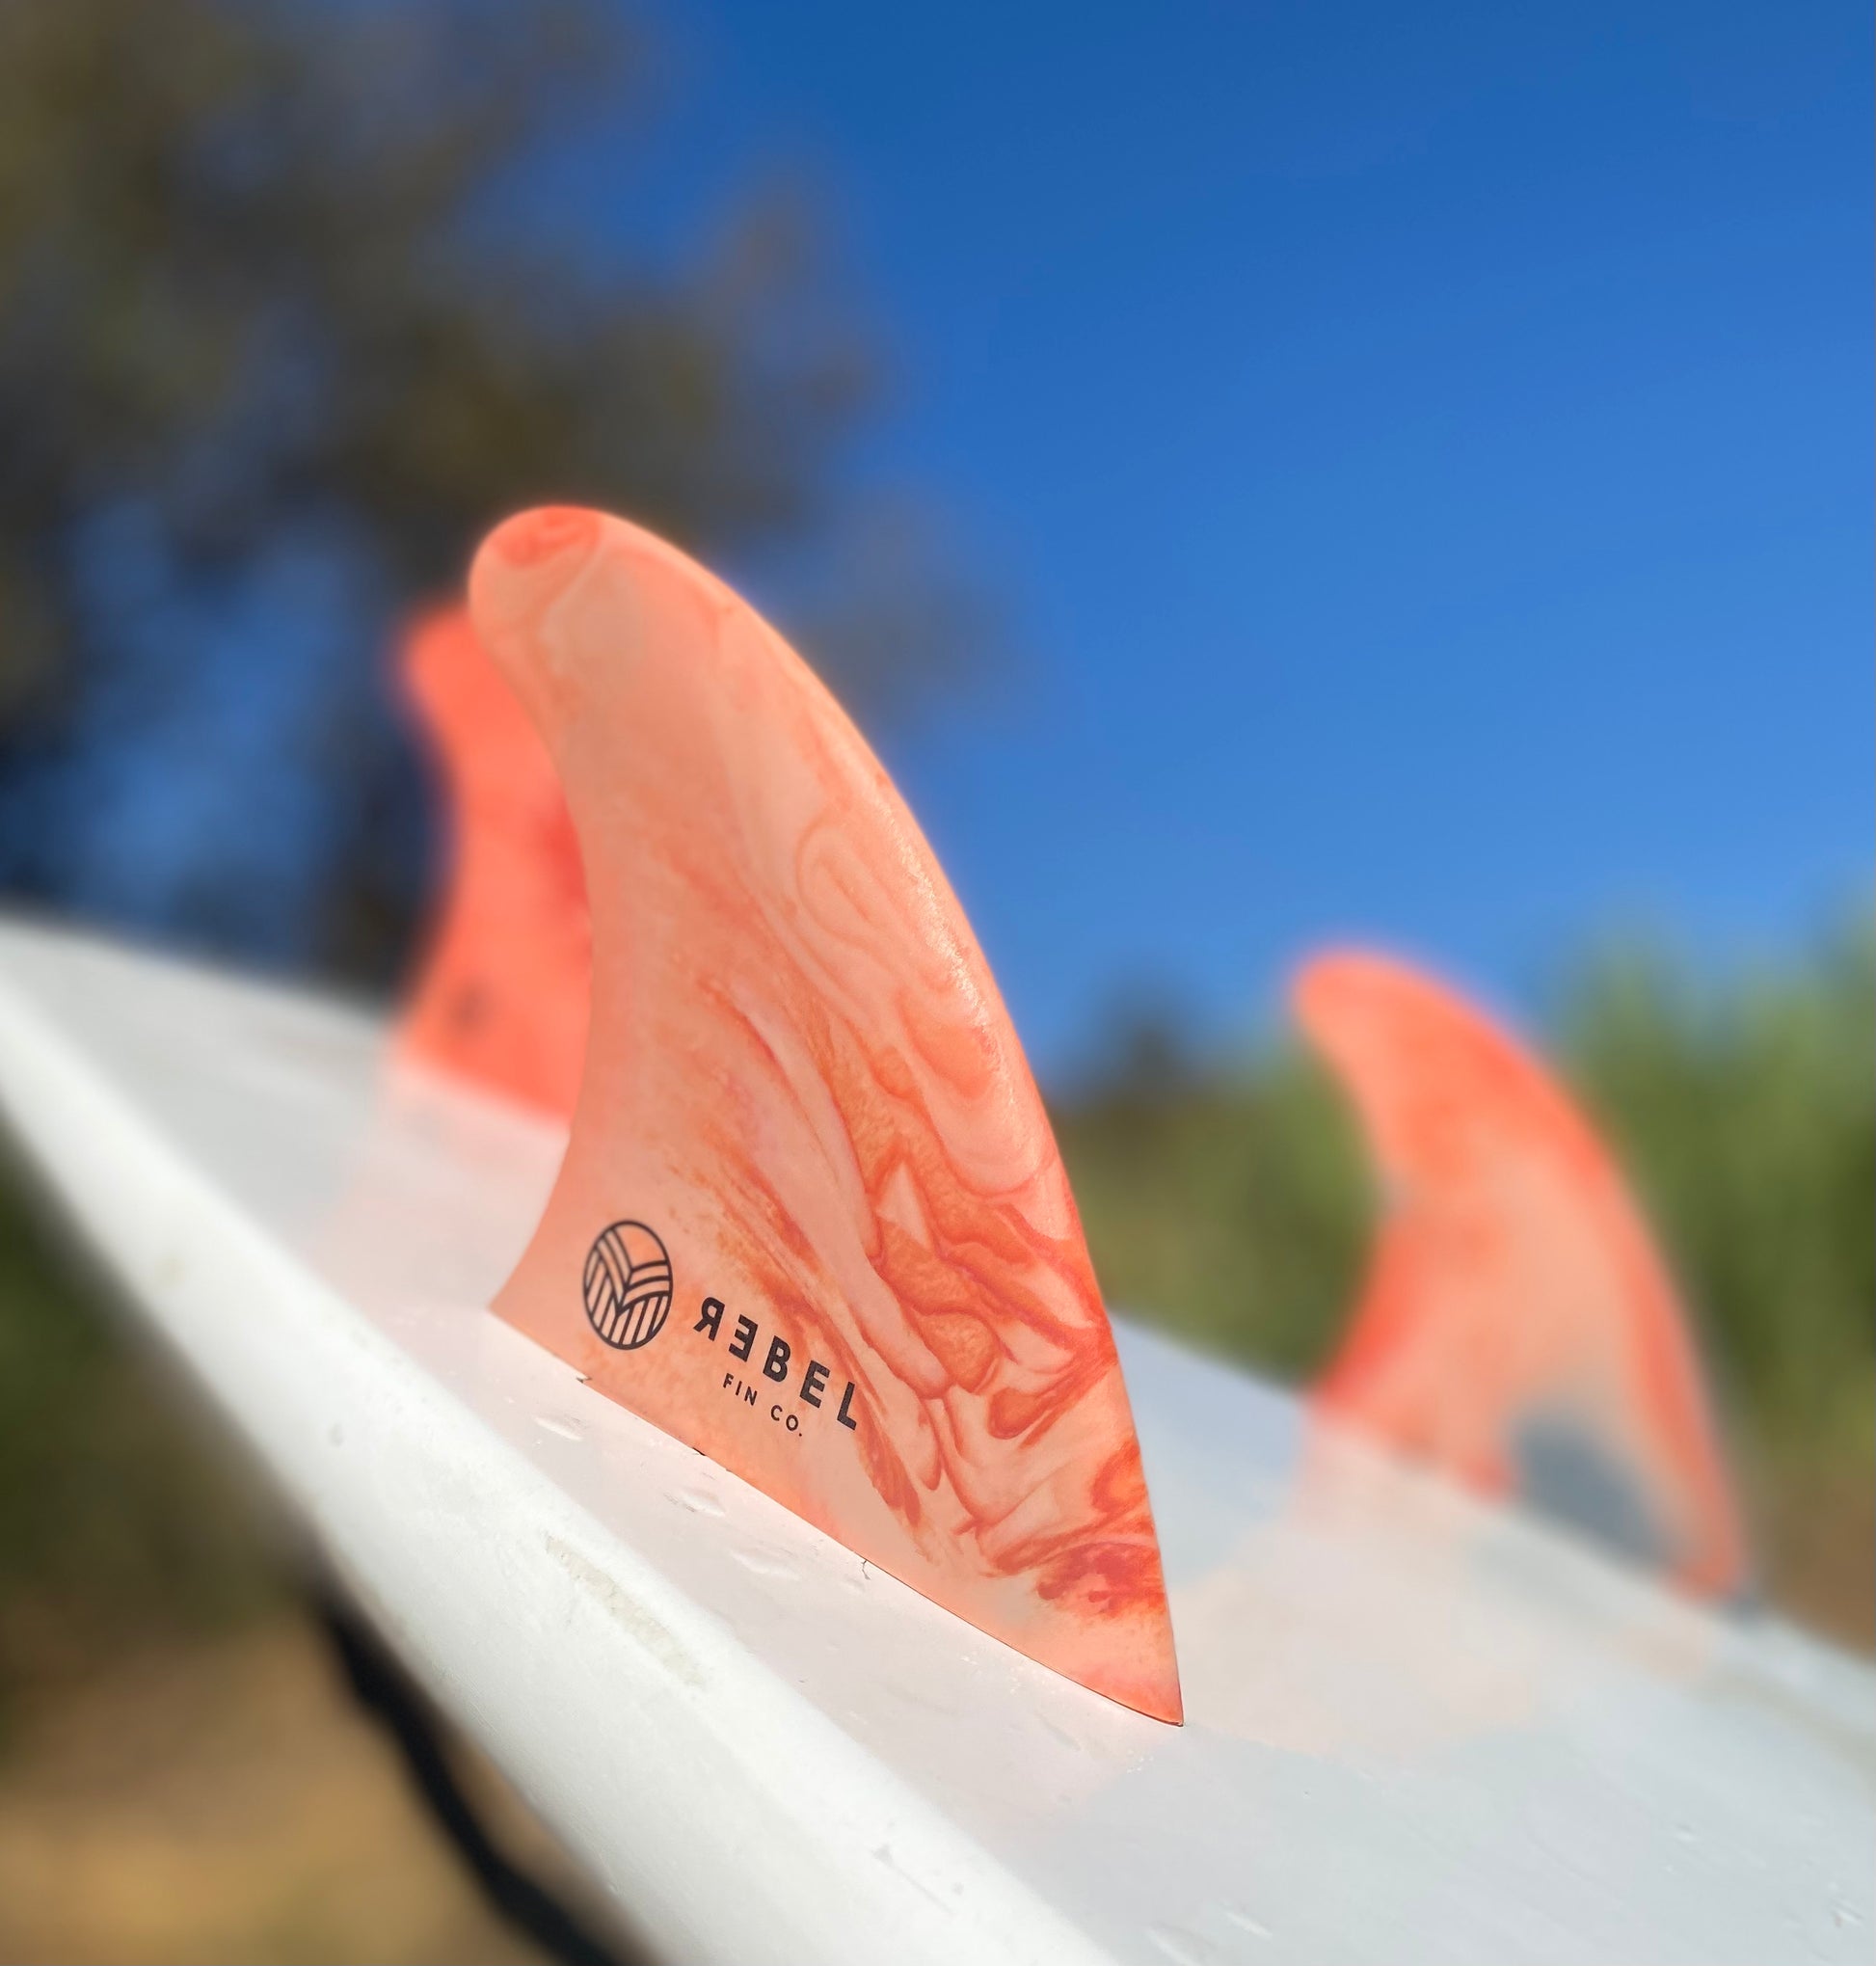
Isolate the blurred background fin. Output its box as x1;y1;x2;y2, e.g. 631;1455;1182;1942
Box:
1296;948;1751;1601
395;606;589;1118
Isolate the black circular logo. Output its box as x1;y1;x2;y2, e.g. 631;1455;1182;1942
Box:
582;1221;673;1350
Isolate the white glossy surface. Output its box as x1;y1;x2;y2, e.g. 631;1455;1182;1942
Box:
0;918;1870;1965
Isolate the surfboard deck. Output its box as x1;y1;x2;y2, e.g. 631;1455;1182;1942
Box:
0;916;1869;1966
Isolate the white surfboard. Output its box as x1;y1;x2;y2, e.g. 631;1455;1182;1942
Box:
0;914;1870;1965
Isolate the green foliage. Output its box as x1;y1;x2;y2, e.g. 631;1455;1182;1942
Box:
1559;919;1875;1456
0;1169;280;1728
1052;1030;1370;1383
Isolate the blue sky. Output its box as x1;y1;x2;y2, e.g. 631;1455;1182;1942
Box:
556;2;1870;1073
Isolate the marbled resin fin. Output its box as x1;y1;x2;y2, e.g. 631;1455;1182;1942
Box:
1296;950;1749;1601
469;508;1182;1721
395;606;589;1118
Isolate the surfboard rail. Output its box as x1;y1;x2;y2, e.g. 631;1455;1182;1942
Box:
0;917;1870;1965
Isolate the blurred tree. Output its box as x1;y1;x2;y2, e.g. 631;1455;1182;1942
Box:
0;0;926;982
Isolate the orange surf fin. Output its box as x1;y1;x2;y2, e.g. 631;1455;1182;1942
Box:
1296;949;1749;1602
467;507;1182;1722
396;605;590;1118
